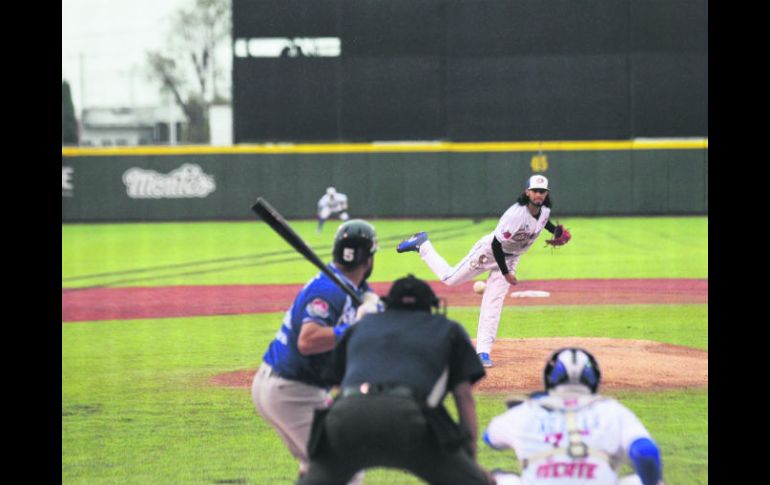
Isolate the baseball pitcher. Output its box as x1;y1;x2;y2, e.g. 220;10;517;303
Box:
396;175;571;367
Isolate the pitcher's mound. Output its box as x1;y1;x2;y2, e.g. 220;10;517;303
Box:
475;337;707;392
211;337;707;394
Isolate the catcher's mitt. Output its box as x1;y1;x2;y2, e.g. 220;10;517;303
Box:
545;224;571;247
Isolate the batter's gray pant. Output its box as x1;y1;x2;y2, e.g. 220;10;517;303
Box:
251;363;364;484
252;363;328;475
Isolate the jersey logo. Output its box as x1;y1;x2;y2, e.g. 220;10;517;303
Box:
513;231;530;242
306;298;330;319
502;230;512;239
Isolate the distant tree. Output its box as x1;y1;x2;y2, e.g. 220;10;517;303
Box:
62;80;79;145
146;0;231;143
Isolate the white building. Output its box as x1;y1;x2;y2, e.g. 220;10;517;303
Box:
77;104;233;147
78;105;187;146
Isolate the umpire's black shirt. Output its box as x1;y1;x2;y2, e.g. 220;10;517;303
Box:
322;309;486;403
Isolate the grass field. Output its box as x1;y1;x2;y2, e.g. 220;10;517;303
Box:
62;216;708;484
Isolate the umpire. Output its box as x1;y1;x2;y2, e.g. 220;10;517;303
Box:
298;275;494;485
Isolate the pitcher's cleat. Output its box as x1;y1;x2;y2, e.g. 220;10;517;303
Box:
479;352;493;368
396;232;429;253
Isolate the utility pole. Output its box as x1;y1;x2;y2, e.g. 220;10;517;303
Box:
129;66;135;108
168;93;177;145
79;52;86;112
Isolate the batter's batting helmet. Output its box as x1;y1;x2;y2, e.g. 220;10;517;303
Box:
544;348;601;394
333;219;378;267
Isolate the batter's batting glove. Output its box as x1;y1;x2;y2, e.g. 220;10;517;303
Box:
355;291;383;322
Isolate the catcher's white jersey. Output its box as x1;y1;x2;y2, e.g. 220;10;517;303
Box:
494;203;551;257
485;393;652;484
318;193;348;214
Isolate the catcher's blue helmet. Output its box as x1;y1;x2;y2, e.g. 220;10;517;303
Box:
544;348;601;393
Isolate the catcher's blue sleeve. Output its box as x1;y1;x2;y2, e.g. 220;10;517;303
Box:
482;430;504;450
628;437;662;485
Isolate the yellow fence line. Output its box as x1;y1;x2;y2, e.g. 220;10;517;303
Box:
62;138;708;157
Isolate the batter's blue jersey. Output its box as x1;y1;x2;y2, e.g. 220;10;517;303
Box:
263;263;370;387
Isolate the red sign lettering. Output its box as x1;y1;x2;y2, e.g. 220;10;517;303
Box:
535;461;599;479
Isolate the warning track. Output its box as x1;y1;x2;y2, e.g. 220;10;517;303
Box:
62;278;707;323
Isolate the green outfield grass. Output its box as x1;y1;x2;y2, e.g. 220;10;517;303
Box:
62;216;708;484
62;216;707;288
450;304;708;350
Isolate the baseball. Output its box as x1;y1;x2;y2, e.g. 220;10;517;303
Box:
473;281;487;294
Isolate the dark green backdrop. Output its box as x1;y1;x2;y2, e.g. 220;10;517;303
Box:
233;0;707;142
61;149;707;222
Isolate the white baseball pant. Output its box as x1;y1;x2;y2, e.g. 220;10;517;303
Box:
418;235;519;355
319;207;349;221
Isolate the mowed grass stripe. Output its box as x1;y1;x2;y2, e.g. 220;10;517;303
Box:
62;222;480;288
62;217;707;287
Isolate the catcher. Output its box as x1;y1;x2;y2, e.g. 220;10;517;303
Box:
484;348;665;485
396;174;571;367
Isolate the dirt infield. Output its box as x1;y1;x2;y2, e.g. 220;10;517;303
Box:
61;278;707;322
210;337;707;393
472;337;707;392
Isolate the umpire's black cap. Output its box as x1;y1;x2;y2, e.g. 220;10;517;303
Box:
384;274;439;312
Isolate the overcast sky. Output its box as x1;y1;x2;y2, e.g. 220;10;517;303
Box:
62;0;189;114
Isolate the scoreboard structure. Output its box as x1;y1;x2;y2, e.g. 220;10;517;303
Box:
232;0;707;143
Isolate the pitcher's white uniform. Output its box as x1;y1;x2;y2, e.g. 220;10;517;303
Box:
418;203;550;354
485;393;653;485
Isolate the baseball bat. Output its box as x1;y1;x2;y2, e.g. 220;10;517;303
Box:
251;197;363;306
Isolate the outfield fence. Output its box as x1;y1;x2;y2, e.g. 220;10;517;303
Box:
61;139;707;222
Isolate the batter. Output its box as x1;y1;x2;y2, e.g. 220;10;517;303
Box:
251;219;380;483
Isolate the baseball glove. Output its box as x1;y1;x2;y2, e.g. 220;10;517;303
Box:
545;224;571;247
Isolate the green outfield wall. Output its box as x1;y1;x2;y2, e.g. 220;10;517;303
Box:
61;140;708;222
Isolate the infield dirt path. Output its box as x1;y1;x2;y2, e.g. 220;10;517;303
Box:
61;278;707;322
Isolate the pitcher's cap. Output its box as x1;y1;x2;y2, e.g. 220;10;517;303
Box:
527;175;549;190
